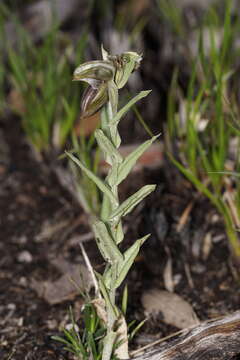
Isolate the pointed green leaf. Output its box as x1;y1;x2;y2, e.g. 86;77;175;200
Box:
103;264;112;288
115;134;160;185
92;221;123;264
129;318;147;341
112;90;151;126
107;164;119;187
101;194;112;221
95;272;118;320
121;285;128;316
109;185;156;221
113;235;149;289
115;221;124;244
66;151;117;206
109;123;121;149
95;129;122;165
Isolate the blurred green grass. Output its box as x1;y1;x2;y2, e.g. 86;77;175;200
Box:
163;0;240;257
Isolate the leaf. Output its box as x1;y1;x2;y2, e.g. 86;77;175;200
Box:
95;129;122;166
107;164;120;188
101;194;112;221
121;285;128;316
102;331;117;360
115;134;160;185
113;235;149;289
115;221;124;244
114;314;129;359
168;153;220;210
102;265;112;289
66;151;117;206
92;221;123;264
95;272;118;321
128;319;147;341
112;90;151;126
91;298;107;324
109;185;156;221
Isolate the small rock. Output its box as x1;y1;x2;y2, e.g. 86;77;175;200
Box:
7;303;16;311
19;277;27;287
46;319;58;330
17;317;24;326
16;235;28;245
142;288;199;329
191;263;206;274
17;250;33;263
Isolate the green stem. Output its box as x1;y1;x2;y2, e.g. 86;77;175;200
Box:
101;97;121;359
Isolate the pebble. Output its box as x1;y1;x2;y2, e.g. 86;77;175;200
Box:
7;303;16;311
191;263;206;274
17;250;33;263
46;319;58;330
17;317;24;326
19;277;27;287
16;235;28;245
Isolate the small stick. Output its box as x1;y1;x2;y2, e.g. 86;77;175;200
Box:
79;242;101;298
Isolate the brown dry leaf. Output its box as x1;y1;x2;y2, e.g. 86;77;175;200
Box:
142;289;199;329
31;258;92;305
91;298;107;324
115;314;129;360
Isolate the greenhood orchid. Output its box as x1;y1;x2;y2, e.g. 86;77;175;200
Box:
67;46;154;360
73;47;142;118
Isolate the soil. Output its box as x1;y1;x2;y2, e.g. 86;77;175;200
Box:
1;114;240;360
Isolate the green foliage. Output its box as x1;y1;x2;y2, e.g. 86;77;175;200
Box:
165;0;240;257
52;305;106;360
6;15;87;152
157;0;185;37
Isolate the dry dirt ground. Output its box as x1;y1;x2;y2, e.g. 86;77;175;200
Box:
1;117;240;360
